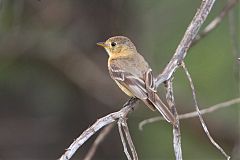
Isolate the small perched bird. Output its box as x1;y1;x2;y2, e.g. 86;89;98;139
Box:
97;36;176;125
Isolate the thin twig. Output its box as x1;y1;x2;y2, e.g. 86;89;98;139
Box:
121;118;138;160
191;0;239;46
165;80;182;160
182;63;230;160
118;119;132;160
83;124;114;160
139;97;240;130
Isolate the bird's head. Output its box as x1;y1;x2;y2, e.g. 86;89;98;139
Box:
97;36;136;57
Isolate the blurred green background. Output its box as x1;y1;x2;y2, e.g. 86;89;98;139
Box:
0;0;239;160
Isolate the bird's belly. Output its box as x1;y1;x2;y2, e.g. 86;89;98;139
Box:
115;81;134;97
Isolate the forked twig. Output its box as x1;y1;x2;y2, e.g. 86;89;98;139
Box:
182;63;230;160
139;98;240;130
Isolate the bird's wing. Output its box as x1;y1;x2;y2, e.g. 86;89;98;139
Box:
109;64;148;99
109;64;176;126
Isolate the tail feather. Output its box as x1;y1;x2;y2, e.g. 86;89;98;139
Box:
143;94;176;126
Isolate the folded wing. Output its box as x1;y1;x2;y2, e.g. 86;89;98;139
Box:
109;64;176;125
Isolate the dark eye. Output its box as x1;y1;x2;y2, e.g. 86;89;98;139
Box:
111;42;117;47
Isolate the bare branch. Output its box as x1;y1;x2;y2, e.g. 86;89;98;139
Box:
83;124;114;160
156;0;217;86
139;97;240;130
182;63;230;160
59;98;138;160
192;0;239;46
165;80;182;160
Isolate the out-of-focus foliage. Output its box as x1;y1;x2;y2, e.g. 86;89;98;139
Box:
0;0;239;159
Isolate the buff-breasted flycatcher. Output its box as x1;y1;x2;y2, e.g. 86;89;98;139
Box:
97;36;176;125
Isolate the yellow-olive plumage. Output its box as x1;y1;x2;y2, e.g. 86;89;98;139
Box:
97;36;176;126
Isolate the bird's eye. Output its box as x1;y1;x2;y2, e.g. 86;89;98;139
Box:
111;42;117;47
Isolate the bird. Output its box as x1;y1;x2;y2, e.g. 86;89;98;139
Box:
97;36;176;126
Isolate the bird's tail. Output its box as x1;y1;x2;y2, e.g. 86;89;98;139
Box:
143;94;176;126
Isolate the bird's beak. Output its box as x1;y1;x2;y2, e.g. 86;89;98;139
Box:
97;42;107;48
